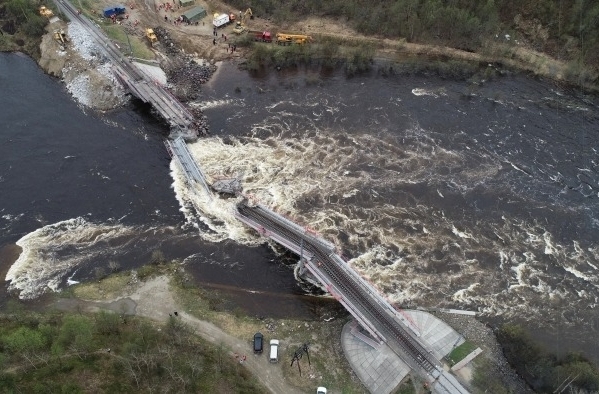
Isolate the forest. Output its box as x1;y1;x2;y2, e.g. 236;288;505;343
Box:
228;0;599;70
0;305;266;393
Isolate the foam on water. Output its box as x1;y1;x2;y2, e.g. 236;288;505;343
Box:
6;217;136;299
174;122;599;328
5;217;184;299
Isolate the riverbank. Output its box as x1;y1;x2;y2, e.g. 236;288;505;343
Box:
58;264;527;393
38;0;599;93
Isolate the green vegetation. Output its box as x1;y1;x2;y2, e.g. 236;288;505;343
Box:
447;340;477;366
241;37;374;76
229;0;599;85
471;359;511;394
0;306;267;392
497;324;599;393
0;0;55;57
102;23;154;60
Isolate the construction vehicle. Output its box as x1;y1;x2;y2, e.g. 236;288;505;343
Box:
53;29;68;50
39;6;54;18
213;13;230;28
53;29;68;43
276;33;312;45
145;28;158;46
241;8;252;22
233;8;252;34
248;30;272;42
233;23;247;35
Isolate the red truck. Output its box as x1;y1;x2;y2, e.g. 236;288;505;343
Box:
248;30;272;42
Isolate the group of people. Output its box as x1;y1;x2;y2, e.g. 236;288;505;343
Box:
156;2;176;12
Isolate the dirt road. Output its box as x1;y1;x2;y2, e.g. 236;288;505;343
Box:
54;276;305;394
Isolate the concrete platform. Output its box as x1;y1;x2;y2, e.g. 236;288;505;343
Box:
403;310;465;360
341;320;409;394
341;310;466;394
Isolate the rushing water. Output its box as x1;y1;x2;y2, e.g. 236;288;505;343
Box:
0;53;326;320
175;62;599;361
3;52;599;361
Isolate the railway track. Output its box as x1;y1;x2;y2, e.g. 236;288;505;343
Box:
237;203;440;374
53;0;197;139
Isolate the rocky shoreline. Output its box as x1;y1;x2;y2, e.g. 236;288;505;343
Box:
435;312;532;393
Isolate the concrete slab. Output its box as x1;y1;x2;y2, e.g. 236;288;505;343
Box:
133;62;167;85
341;311;467;393
341;321;409;394
403;310;465;359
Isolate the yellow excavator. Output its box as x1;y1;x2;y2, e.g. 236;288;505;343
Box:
53;29;68;50
233;8;252;35
39;6;54;18
276;33;312;45
145;28;158;46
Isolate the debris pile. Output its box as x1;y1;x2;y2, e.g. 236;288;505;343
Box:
165;57;217;101
153;27;179;55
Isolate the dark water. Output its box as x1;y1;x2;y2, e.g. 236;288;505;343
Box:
191;62;599;362
3;52;599;361
0;53;330;320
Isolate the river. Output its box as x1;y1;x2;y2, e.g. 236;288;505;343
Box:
2;52;599;362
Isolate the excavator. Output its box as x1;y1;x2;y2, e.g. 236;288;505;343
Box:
53;29;68;50
276;33;312;45
39;6;54;18
145;28;158;46
233;8;252;35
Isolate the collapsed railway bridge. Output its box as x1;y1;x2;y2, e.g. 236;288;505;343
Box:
165;135;470;393
234;202;470;394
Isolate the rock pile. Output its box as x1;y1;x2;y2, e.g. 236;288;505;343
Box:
153;26;217;136
165;57;217;101
153;26;179;56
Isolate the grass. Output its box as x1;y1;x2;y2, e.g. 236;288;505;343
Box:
102;24;155;60
183;287;367;392
78;265;365;393
73;272;131;300
397;378;417;394
447;340;478;366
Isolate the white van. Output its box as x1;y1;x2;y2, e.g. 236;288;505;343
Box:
269;339;279;363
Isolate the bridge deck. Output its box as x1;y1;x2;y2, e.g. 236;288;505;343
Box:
165;137;212;198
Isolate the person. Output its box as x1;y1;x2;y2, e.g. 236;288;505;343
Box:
213;38;216;45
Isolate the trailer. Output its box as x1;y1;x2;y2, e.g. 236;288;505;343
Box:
212;13;230;28
103;5;126;18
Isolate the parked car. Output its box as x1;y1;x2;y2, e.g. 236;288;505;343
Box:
316;387;327;394
269;339;279;363
253;332;263;354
